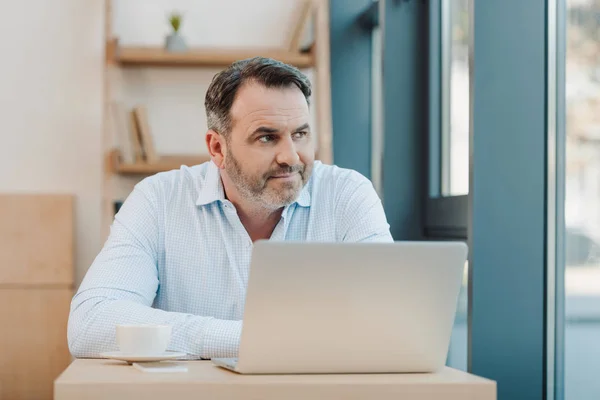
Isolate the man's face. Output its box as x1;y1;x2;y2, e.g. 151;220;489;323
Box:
222;82;314;209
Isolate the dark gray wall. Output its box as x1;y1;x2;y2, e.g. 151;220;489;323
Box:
469;1;549;399
329;0;427;240
329;0;373;180
382;0;427;240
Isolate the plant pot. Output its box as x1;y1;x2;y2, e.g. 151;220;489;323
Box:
165;33;187;52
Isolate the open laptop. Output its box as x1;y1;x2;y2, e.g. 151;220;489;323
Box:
212;240;468;374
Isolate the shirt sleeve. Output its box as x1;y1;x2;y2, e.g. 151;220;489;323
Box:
67;179;241;359
336;173;394;243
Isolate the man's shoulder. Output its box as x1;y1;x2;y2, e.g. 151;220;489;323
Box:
311;161;372;188
306;162;378;222
307;162;375;207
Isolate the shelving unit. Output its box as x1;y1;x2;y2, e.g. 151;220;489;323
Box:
101;0;332;237
111;43;315;69
108;149;211;176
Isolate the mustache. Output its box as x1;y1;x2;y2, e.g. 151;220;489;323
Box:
266;165;304;178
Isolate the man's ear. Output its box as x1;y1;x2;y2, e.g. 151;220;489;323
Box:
205;129;226;168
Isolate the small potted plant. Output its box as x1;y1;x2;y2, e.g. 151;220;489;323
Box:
165;12;187;52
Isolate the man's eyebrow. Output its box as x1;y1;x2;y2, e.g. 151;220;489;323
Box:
294;123;310;132
252;126;279;135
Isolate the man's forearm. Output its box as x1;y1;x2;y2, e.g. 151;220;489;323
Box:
68;290;242;359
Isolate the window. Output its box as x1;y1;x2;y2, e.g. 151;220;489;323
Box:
565;1;600;398
426;0;469;239
428;0;471;371
441;0;469;196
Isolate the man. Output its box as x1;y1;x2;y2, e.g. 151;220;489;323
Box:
68;57;392;360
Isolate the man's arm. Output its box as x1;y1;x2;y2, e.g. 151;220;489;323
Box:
337;172;394;243
68;179;240;359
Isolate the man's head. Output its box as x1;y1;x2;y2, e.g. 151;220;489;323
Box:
205;57;314;210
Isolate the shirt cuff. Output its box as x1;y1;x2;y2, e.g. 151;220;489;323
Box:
199;318;242;359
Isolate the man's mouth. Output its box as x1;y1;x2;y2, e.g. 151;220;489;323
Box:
270;172;298;179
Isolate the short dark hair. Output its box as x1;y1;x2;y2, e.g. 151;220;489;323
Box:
205;56;312;136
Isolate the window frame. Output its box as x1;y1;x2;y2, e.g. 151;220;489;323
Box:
428;1;564;399
467;1;560;399
426;0;468;241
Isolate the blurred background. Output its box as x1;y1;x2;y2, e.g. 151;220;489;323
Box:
0;0;597;399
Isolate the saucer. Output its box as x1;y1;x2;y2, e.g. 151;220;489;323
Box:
99;351;187;363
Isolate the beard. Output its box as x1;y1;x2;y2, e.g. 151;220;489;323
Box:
224;148;311;210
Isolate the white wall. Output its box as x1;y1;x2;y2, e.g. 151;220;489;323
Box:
0;0;315;286
0;0;104;286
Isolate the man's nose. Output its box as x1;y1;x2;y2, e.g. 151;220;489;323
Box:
275;137;300;166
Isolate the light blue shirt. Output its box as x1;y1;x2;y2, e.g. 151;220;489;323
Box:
68;160;393;359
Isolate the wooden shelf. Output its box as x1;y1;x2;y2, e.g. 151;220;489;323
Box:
110;150;211;175
111;44;315;69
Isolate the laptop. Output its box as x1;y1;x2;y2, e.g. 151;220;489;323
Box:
212;240;468;374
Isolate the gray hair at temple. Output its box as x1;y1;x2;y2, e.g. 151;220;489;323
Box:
204;56;312;139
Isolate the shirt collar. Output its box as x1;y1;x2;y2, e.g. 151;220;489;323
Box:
294;182;311;207
195;161;225;206
195;161;312;208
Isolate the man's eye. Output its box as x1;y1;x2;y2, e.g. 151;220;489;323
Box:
293;131;307;139
258;135;275;143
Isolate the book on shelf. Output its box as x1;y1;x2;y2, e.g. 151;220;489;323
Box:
132;105;159;164
129;109;145;163
109;101;137;164
111;103;211;169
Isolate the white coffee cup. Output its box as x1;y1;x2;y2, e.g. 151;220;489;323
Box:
116;324;172;355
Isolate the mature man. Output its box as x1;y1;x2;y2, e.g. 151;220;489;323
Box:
68;57;393;360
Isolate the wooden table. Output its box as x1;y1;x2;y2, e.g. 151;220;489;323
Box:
55;359;496;400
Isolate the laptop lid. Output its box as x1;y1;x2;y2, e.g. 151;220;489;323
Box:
236;241;468;374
